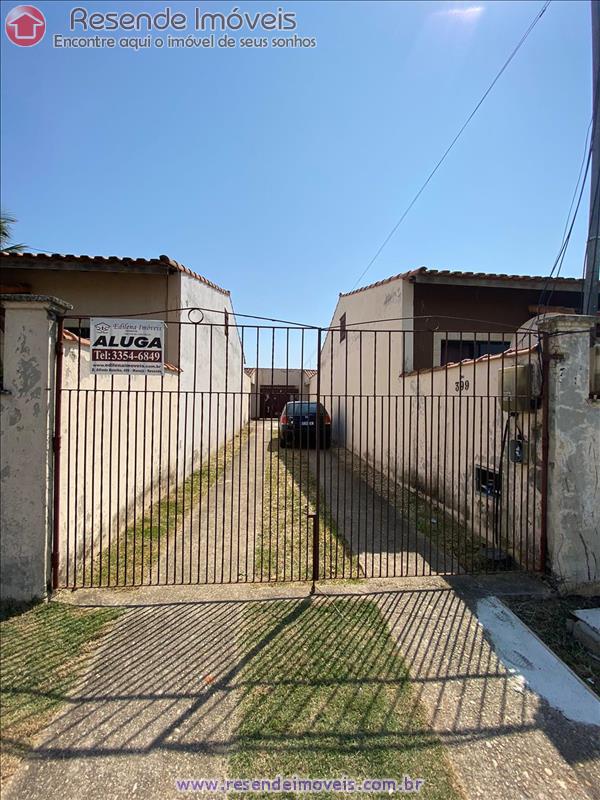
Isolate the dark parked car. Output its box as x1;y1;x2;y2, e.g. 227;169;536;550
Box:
279;401;331;449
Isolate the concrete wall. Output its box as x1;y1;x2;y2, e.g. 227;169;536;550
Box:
246;368;313;418
58;337;180;585
56;275;250;584
0;268;181;363
1;296;70;601
318;331;543;569
539;315;600;592
176;274;250;475
319;279;414;384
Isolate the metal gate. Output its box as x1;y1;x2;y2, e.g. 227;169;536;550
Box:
53;313;546;588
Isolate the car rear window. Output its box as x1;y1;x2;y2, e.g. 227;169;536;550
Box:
286;402;320;414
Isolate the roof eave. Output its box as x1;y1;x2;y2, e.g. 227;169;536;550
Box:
411;273;584;293
0;251;231;295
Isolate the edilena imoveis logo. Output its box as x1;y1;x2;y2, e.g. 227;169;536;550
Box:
5;5;46;47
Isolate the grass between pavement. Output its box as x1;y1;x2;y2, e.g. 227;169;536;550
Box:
231;595;462;799
0;602;123;787
84;425;250;587
258;429;359;581
505;595;600;697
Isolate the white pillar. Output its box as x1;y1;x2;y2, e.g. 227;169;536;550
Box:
0;295;71;602
539;314;600;592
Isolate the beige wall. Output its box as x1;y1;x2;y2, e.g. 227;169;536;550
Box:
57;274;251;584
539;315;600;592
1;268;176;317
59;339;180;585
310;279;413;401
317;326;544;569
1;296;69;600
1;268;182;363
176;274;250;473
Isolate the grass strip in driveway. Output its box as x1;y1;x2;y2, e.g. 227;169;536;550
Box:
231;596;462;799
259;430;358;582
85;425;251;586
0;602;123;787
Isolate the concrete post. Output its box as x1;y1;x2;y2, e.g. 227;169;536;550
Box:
538;314;600;593
0;295;71;602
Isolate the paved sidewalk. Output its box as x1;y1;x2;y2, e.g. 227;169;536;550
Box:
374;585;600;800
7;580;600;800
4;601;244;800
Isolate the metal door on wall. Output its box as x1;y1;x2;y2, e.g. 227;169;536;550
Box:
259;385;299;418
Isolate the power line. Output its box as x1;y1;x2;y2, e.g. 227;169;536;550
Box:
582;169;600;313
536;119;593;317
348;0;552;292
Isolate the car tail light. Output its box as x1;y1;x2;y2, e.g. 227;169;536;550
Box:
280;413;288;424
324;412;331;425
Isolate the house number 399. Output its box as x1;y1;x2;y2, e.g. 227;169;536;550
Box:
455;377;470;392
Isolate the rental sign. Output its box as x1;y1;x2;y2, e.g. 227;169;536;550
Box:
90;318;165;375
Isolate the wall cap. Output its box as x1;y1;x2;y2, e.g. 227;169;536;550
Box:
0;294;73;313
538;314;597;333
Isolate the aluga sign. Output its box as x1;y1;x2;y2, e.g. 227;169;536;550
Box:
90;318;165;375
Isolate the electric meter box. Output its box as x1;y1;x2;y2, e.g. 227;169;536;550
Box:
499;364;535;413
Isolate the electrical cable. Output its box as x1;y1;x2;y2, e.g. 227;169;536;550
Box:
348;0;552;292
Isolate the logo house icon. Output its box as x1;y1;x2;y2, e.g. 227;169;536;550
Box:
5;5;46;47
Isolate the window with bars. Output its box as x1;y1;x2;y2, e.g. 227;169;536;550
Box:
440;338;509;366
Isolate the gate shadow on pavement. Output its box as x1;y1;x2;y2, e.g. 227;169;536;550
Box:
3;589;600;800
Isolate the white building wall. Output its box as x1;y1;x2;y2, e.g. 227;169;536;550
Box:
311;279;413;446
176;274;249;474
59;339;180;585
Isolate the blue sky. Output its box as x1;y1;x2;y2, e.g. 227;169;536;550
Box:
0;0;594;329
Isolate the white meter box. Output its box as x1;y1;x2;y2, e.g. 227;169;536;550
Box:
90;318;165;376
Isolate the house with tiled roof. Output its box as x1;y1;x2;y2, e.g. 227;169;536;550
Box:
322;266;596;373
1;251;251;589
0;251;234;367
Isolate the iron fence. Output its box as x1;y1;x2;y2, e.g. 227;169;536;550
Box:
53;315;546;588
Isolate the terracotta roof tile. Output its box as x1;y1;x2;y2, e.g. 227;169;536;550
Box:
340;266;585;298
400;343;537;379
0;251;230;296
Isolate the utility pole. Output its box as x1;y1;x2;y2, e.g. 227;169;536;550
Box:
583;0;600;315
